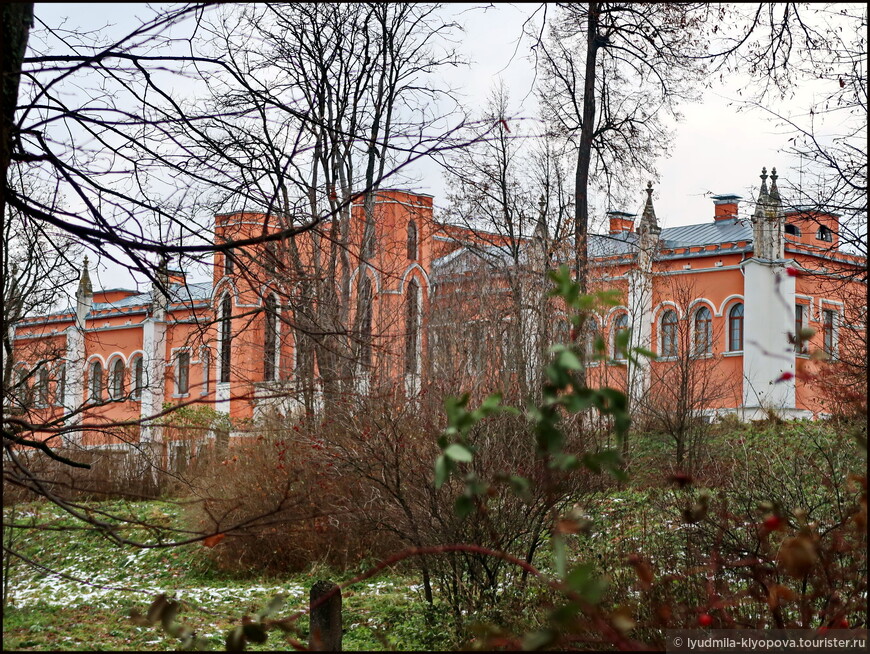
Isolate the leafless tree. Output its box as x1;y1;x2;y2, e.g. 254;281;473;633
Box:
437;83;581;402
531;3;711;294
636;278;737;471
163;3;465;412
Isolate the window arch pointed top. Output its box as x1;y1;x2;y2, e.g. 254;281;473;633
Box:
407;219;418;260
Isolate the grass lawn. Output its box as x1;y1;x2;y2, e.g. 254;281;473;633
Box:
2;500;450;651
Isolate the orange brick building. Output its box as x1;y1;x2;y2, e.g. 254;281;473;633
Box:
10;173;867;451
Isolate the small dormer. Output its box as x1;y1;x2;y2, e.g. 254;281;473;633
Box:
783;208;840;249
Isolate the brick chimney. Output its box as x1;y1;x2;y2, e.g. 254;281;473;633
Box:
711;194;741;221
607;210;635;234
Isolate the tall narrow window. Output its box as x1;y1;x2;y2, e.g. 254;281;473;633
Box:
822;309;835;356
584;318;600;358
224;252;234;276
795;304;807;353
660;310;678;357
201;348;210;394
405;279;419;375
551;315;570;346
89;360;103;402
176;351;190;394
131;356;143;400
358;276;373;368
54;364;66;407
694;307;713;355
15;368;32;408
407;220;418;260
728;303;744;351
110;359;126;400
36;368;50;408
220;294;232;383
613;313;630;359
264;295;278;381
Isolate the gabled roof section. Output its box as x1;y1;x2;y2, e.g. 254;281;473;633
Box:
659;220;753;248
38;281;213;320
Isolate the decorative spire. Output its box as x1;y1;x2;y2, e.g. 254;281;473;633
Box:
751;166;785;260
75;256;93;329
76;256;93;297
534;194;549;241
640;181;659;232
759;167;769;200
769;167;780;202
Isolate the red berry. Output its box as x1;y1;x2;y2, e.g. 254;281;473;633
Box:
698;613;713;627
839;618;849;628
785;267;801;277
764;515;782;530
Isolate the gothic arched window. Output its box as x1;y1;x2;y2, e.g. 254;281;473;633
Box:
728;303;744;351
264;294;278;381
405;279;420;375
130;356;143;400
407;220;418;260
110;358;126;400
358;275;373;368
220;294;232;383
694;306;713;355
660;309;678;357
613;313;630;359
89;360;103;402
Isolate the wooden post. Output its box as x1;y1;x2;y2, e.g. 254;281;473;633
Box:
309;580;342;651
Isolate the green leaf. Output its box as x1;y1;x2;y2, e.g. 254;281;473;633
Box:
444;443;473;462
549;601;581;626
552;533;567;578
509;475;530;500
434;455;450;489
632;346;657;360
557;348;583;371
454;495;475;518
535;419;564;454
560;388;595;412
553;453;579;470
566;562;608;604
479;392;503;412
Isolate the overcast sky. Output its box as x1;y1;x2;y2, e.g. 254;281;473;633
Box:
31;3;841;288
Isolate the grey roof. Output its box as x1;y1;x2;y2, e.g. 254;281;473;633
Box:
659;218;753;248
47;281;213;317
431;219;755;277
